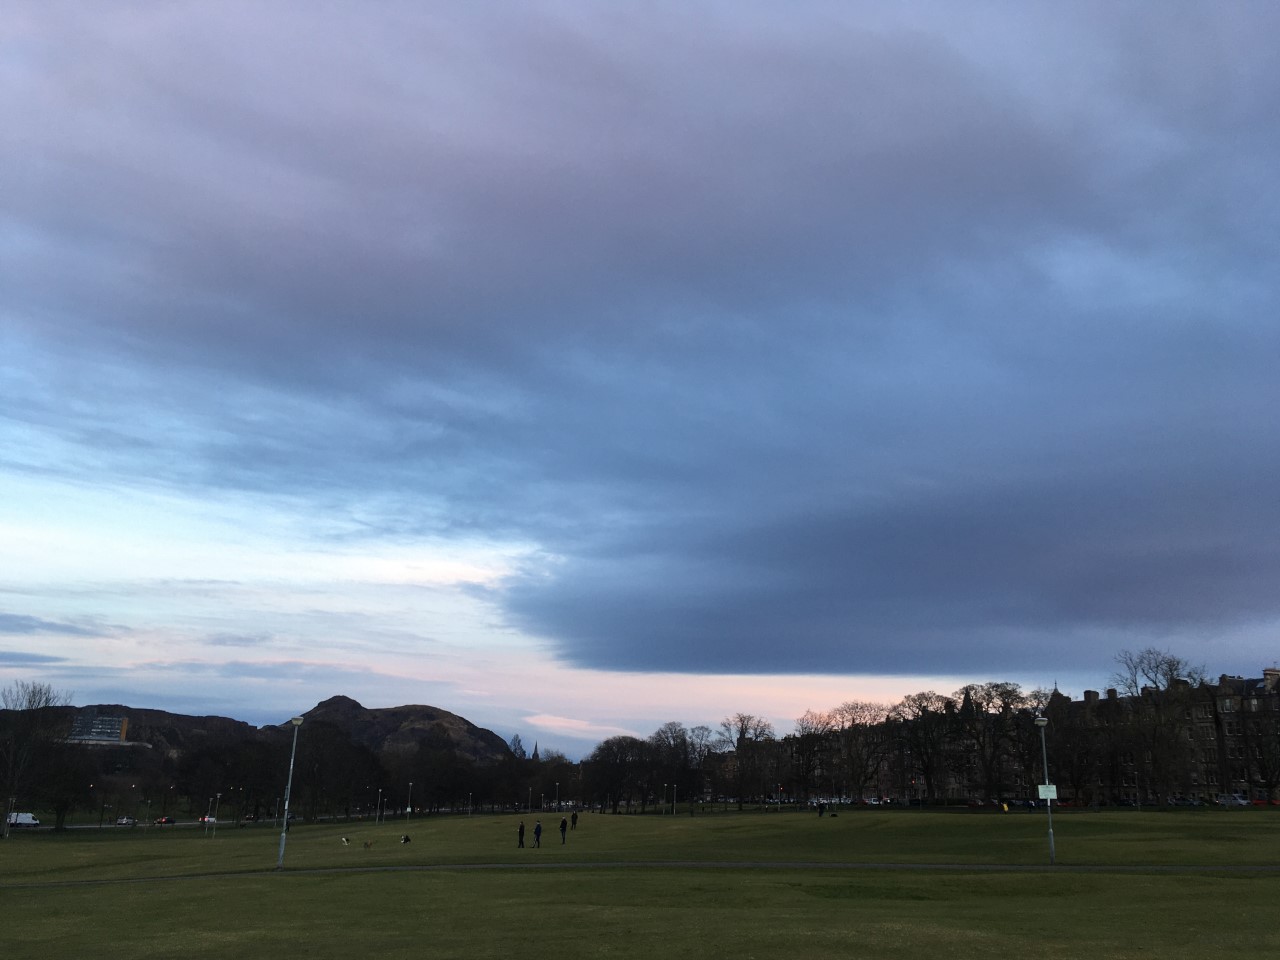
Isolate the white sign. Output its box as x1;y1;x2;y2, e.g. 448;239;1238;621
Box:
1037;784;1058;801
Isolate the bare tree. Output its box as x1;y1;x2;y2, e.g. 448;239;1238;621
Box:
890;692;955;802
952;682;1027;800
689;725;715;767
832;700;891;801
717;713;775;808
646;722;692;809
1110;648;1204;802
1111;648;1206;695
789;710;834;801
1;681;75;816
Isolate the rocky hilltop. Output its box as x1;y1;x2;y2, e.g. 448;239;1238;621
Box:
297;695;511;764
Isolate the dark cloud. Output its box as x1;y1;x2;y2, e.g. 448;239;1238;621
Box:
0;613;98;637
3;3;1278;682
0;649;68;666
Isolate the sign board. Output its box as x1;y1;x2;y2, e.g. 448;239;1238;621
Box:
1037;784;1058;801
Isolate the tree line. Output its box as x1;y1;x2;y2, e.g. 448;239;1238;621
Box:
5;649;1279;830
581;648;1280;810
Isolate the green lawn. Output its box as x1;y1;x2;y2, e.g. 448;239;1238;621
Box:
2;809;1277;959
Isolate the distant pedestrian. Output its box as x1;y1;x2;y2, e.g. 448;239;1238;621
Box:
570;810;578;831
533;820;542;847
518;821;525;848
559;817;568;844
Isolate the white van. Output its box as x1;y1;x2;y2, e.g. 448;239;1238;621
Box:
6;812;41;828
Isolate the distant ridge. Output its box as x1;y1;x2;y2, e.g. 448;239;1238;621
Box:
60;697;512;764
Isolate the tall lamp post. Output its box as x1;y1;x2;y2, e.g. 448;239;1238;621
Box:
407;781;413;819
275;716;304;870
1034;714;1056;866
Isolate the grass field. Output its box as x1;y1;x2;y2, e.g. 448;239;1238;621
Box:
3;808;1278;959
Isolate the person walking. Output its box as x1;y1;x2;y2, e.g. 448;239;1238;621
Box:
517;820;525;848
533;820;542;847
570;810;578;830
559;816;568;844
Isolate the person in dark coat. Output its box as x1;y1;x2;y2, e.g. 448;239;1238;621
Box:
559;817;568;844
570;810;578;830
517;821;525;848
533;820;542;847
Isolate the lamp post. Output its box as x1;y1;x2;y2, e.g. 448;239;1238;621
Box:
276;716;304;870
407;781;413;820
212;792;222;839
377;788;383;825
556;782;560;811
1034;714;1056;866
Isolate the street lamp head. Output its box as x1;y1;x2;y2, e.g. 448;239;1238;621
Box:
290;716;304;727
1034;715;1048;728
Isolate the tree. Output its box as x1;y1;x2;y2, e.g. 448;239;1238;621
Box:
1;681;74;810
583;736;645;813
952;682;1026;799
508;734;526;760
287;720;385;820
1110;648;1205;802
890;692;955;802
717;713;775;808
789;710;834;801
648;721;692;809
37;739;95;830
831;701;891;801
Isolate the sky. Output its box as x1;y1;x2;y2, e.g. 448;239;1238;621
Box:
2;2;1277;759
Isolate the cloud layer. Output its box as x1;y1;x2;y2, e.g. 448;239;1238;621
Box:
2;4;1277;741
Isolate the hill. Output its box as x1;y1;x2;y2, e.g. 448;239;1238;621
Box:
62;697;512;765
298;695;511;764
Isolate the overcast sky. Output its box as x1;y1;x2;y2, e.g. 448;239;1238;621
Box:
2;2;1276;757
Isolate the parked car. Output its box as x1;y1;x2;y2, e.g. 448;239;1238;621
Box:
154;816;175;825
197;815;217;823
115;815;137;826
6;812;40;828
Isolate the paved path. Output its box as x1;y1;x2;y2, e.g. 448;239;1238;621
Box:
6;858;1280;889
